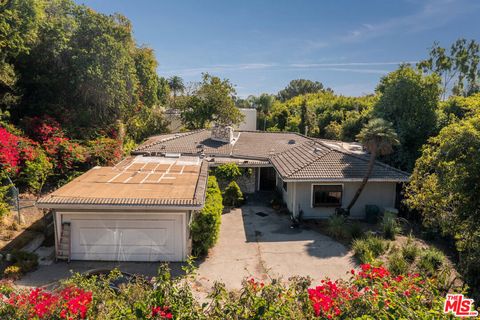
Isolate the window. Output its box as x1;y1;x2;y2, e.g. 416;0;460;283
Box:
312;185;342;207
282;181;288;192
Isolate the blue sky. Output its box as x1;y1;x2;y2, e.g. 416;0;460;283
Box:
75;0;480;97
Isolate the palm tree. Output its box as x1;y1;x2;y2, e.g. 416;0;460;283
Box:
168;76;185;101
346;118;399;212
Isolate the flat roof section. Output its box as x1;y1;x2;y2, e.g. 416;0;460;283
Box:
37;156;208;209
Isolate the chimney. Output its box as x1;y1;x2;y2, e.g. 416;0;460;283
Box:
211;124;234;143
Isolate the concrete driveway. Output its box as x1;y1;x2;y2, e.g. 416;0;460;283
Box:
193;203;356;292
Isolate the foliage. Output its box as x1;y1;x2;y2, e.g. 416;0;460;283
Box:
388;251;409;276
19;148;52;193
277;79;328;102
352;235;388;264
179;73;244;128
125;105;170;143
11;250;39;274
0;127;20;173
213;162;241;185
299;99;316;136
405;113;480;294
401;236;419;263
374;64;441;171
417;248;446;276
0;263;454;319
168;75;185;99
86;137;122;166
190;176;223;257
223;181;243;207
325;214;347;240
265;91;375;141
2;265;22;281
418;38;480;97
380;212;402;240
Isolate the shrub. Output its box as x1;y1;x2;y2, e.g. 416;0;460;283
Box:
214;163;241;185
352;235;388;263
401;236;419;262
418;247;446;275
326;214;347;239
348;221;364;240
18;148;52;193
12;251;38;273
87;136;123;166
3;265;21;280
388;251;409;275
223;181;243;207
191;176;223;257
380;212;402;240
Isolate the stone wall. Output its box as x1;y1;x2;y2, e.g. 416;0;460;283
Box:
236;169;256;194
211;125;234;143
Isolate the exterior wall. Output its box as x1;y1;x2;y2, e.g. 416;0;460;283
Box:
236;169;257;193
284;181;397;219
237;108;257;131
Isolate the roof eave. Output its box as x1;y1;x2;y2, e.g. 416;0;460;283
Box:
35;202;204;211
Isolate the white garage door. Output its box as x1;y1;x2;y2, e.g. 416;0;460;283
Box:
67;214;184;262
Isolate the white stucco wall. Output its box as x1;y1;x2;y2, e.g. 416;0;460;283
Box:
280;180;397;219
237;108;257;131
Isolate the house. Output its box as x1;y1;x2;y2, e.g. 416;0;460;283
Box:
133;126;409;219
37;126;409;262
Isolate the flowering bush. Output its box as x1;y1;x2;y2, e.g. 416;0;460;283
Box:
86;136;123;166
0;127;20;173
0;286;92;319
0;264;458;319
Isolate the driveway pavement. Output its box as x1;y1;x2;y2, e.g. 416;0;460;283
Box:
193;204;355;292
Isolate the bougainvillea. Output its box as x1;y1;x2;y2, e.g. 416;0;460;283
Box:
0;127;20;172
2;286;92;319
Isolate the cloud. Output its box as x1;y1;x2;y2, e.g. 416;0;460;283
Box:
340;0;480;43
162;61;414;77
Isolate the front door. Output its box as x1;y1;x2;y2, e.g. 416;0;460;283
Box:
259;167;276;191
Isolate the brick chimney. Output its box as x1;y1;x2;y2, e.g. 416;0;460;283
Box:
211;124;234;143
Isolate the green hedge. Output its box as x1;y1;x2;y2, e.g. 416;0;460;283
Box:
191;176;223;257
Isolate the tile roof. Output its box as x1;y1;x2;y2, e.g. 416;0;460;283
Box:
134;130;409;182
37;156;209;209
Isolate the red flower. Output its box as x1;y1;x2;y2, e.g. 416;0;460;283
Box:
151;306;172;319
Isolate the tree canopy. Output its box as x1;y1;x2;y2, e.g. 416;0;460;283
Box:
374;65;441;171
179;73;244;129
277;79;329;102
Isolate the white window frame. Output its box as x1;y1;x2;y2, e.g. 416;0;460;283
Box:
310;183;344;208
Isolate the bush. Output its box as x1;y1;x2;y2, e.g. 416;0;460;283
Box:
352;235;388;263
348;222;364;240
87;136;123;166
401;236;419;262
326;214;347;239
223;181;244;207
380;212;402;240
12;251;38;273
18;148;52;193
213;163;241;185
388;251;409;275
418;247;446;275
3;265;21;280
191;176;223;257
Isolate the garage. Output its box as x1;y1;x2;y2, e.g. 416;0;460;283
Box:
62;213;185;262
37;156;208;262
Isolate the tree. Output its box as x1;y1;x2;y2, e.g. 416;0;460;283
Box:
179;73;244;129
405;114;480;294
277;79;327;102
299;99;316;136
133;47;160;108
374;65;441;171
168;75;185;100
418;39;480;98
0;0;44;110
346;118;399;212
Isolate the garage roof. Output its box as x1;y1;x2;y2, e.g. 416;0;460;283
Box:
37;156;208;209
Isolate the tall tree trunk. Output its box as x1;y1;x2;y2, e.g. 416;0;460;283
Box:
346;148;377;212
